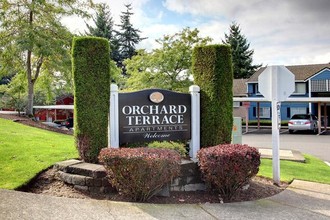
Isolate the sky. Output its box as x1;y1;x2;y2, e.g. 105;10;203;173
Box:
62;0;330;66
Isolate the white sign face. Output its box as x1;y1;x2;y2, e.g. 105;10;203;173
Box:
258;66;295;101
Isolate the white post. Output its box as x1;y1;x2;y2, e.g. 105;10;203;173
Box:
189;85;200;159
271;66;280;186
272;101;281;185
245;106;249;133
308;80;312;112
109;84;119;148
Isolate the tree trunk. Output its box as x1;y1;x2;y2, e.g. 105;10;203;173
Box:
18;92;21;117
26;79;34;117
26;9;34;117
25;53;43;117
26;49;34;117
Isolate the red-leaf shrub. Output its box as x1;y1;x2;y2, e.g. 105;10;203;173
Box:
197;144;260;201
99;147;181;202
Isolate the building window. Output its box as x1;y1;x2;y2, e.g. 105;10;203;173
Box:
233;101;240;108
254;107;270;118
293;83;306;94
290;107;307;116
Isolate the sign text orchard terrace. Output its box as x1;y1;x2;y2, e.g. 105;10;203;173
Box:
122;104;187;125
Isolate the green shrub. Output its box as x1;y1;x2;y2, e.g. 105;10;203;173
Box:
99;147;181;202
192;45;233;147
197;144;260;201
72;37;110;163
148;141;187;157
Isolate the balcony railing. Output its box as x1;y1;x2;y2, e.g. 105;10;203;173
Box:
311;80;330;92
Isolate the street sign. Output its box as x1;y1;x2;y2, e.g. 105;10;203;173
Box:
258;66;295;186
258;66;295;101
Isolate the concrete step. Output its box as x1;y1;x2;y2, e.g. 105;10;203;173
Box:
54;159;107;178
54;160;113;194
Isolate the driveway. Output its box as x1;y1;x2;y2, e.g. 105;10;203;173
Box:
242;130;330;162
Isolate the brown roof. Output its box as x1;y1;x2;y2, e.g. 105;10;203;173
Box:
248;63;330;82
233;78;248;97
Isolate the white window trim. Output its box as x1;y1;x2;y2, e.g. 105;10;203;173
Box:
293;82;306;95
255;84;261;95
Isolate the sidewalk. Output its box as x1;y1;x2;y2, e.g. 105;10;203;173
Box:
258;148;305;162
0;180;329;220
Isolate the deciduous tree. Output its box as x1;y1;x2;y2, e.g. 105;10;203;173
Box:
0;73;27;115
0;0;94;116
124;28;212;92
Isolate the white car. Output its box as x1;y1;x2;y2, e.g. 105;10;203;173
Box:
288;114;318;134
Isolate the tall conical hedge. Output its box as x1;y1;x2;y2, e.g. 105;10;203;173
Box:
192;45;233;147
72;37;110;163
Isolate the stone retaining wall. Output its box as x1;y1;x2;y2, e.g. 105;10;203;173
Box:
171;159;206;191
55;159;206;195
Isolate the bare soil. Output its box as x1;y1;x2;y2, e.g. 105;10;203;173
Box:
1;113;288;204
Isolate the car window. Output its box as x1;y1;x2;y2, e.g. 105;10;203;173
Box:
291;114;309;120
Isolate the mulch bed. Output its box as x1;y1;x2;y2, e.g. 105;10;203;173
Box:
21;167;288;204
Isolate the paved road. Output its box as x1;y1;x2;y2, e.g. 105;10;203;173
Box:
242;130;330;162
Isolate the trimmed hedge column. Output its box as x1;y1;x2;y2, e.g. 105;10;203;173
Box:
192;45;233;147
72;37;110;163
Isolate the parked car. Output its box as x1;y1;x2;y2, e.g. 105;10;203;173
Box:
53;120;64;126
41;122;62;128
288;114;318;134
64;117;73;129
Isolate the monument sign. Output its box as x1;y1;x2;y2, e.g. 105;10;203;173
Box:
110;84;200;159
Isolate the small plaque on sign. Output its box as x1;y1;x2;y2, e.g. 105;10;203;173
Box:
149;92;164;103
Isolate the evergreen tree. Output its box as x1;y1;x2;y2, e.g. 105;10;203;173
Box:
85;3;119;61
116;4;146;74
86;3;113;39
222;22;261;79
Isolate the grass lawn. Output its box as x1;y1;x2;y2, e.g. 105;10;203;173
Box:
0;118;77;189
258;155;330;184
1;117;329;190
